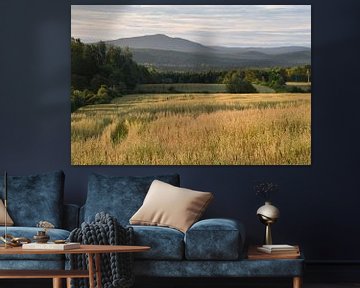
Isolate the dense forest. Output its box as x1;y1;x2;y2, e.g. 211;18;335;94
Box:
71;38;311;111
71;38;151;111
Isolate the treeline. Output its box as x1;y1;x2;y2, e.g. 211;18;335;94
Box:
143;70;223;84
71;38;311;111
147;66;311;91
71;38;151;111
140;67;311;94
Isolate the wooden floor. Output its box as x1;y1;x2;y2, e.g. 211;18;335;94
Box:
1;281;360;288
306;285;360;288
1;279;360;288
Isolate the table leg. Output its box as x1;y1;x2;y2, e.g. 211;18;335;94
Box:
293;276;302;288
66;277;72;288
52;278;62;288
95;253;102;288
88;253;95;288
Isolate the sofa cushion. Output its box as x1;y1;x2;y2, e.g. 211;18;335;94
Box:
0;199;14;226
0;171;64;227
184;218;245;260
0;227;70;261
130;225;184;260
84;174;180;225
130;180;213;233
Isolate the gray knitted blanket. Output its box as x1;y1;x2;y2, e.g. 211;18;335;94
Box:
68;212;134;288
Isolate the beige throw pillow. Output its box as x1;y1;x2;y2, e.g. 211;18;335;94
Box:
0;200;14;226
130;180;213;233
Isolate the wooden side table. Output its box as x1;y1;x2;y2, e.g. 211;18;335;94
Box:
247;245;303;288
0;244;150;288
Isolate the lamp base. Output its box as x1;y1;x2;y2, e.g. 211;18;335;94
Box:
265;223;272;245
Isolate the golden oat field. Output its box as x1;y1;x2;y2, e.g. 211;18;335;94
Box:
71;93;311;165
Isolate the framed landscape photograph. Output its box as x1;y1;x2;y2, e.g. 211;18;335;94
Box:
71;5;311;165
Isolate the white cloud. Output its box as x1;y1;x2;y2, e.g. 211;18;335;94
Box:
71;5;311;47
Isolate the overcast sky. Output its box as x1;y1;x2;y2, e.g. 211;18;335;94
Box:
71;5;311;48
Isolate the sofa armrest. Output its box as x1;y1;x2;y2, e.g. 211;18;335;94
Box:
184;218;245;260
63;204;80;231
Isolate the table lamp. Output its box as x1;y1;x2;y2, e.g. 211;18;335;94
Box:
256;201;280;245
2;171;9;248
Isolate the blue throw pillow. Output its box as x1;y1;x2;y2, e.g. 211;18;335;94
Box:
0;171;64;227
84;173;180;225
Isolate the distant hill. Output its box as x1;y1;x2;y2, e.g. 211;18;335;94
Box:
211;45;311;55
105;34;311;71
106;34;211;53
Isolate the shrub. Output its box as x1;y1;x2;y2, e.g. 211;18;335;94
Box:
224;71;257;93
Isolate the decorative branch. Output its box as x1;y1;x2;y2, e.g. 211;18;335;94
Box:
254;181;279;201
37;221;55;233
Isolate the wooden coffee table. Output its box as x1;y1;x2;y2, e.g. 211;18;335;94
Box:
0;244;150;288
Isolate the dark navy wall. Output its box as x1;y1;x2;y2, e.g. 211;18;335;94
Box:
0;0;359;263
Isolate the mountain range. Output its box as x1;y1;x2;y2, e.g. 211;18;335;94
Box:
105;34;311;71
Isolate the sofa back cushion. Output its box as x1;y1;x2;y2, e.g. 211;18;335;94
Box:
84;173;180;225
0;171;64;227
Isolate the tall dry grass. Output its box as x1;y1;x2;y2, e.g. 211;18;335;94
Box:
71;93;311;165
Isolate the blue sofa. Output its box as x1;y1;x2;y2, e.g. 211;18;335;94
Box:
0;171;78;270
81;173;304;282
0;171;303;287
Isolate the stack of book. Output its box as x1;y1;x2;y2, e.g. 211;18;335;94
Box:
257;244;299;254
248;244;300;259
